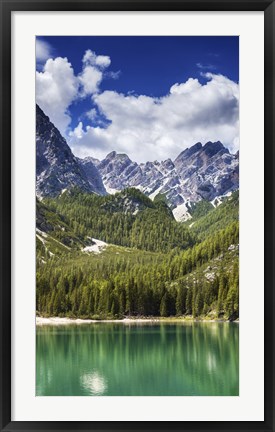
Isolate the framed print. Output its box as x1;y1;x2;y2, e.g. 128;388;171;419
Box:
0;0;274;431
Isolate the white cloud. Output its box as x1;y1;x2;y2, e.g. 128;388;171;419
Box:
72;122;84;139
78;66;103;96
36;57;79;134
69;122;112;159
170;78;201;95
82;49;111;69
95;55;111;69
36;39;53;63
84;108;108;127
36;46;238;163
36;49;114;132
78;50;111;96
69;73;239;163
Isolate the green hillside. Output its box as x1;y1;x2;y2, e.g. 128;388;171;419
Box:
186;191;239;240
36;189;239;321
41;188;195;253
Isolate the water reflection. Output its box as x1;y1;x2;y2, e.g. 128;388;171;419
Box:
80;371;107;395
36;322;239;396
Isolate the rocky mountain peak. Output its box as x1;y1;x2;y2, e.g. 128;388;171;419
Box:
81;156;101;167
91;140;239;213
202;141;228;158
160;159;175;171
105;151;117;159
36;104;238;218
174;142;203;164
36;105;101;197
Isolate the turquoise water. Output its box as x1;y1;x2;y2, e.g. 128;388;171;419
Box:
36;322;239;396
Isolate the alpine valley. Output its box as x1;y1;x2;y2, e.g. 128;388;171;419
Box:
36;104;239;321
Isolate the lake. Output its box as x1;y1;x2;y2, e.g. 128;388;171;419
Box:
36;322;239;396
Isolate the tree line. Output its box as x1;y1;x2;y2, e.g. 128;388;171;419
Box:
36;216;239;319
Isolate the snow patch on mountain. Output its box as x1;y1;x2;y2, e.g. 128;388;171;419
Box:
211;191;233;208
91;141;239;210
104;184;120;195
172;203;192;222
82;238;108;254
149;178;170;200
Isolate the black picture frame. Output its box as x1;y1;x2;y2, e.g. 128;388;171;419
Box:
0;0;274;431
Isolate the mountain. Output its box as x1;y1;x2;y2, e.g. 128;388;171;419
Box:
36;106;239;321
36;104;238;219
38;188;194;254
95;151;141;193
83;142;238;220
76;156;106;195
99;187;155;215
174;141;238;202
36;105;105;197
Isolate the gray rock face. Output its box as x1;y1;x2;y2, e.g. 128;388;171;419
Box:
96;151;141;191
36;105;103;197
173;141;238;202
93;141;239;208
36;104;238;209
76;157;106;195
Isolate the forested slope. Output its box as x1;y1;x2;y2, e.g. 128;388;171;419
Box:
36;189;239;320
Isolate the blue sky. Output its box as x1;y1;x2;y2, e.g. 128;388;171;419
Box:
36;36;239;162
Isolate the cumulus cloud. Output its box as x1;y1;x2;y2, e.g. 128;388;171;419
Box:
69;73;239;163
78;66;102;96
36;39;53;63
36;49;113;133
69;123;113;159
170;78;201;95
78;49;112;96
36;57;79;134
36;45;238;162
72;121;84;139
82;49;111;69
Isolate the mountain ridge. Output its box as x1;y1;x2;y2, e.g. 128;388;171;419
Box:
36;105;239;217
82;140;238;219
36;105;105;197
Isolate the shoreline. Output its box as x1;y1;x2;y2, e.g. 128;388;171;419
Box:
36;316;239;325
